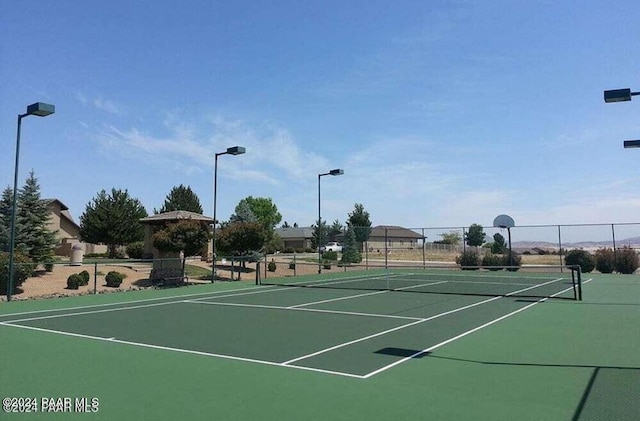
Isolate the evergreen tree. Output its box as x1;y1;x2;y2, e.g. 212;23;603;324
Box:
340;228;362;264
346;203;372;251
155;184;203;214
491;233;508;254
230;201;258;223
0;187;14;252
16;172;57;264
328;220;343;242
80;188;148;257
311;218;328;249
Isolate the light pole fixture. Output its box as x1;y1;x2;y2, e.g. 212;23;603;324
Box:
7;102;55;302
317;168;344;274
212;146;246;282
604;88;640;103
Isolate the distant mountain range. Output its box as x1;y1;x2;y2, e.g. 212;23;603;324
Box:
511;236;640;250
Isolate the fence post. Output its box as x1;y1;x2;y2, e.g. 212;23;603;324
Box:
93;261;98;294
422;228;426;269
612;224;618;264
384;227;388;270
558;225;563;271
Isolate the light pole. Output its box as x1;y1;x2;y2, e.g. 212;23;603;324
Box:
211;146;246;282
317;169;343;274
7;102;55;301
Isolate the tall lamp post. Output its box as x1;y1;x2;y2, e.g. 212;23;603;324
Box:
317;169;344;273
211;146;246;282
7;102;55;302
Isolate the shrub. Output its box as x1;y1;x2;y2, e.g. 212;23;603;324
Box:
323;260;332;270
615;246;639;274
78;270;91;286
502;252;522;271
288;263;296;270
564;249;595;273
481;253;503;270
126;241;145;259
322;250;338;261
44;262;54;272
268;261;277;272
0;251;36;295
105;271;126;287
595;248;615;274
67;274;82;290
456;250;480;270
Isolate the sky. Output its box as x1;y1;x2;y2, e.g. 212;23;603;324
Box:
2;0;640;237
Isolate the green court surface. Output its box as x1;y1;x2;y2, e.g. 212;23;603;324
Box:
1;272;638;420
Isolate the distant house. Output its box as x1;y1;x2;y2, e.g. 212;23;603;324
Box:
45;198;106;256
366;225;424;251
274;226;314;251
139;210;214;259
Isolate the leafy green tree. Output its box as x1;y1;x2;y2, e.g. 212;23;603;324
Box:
154;184;203;214
311;218;328;249
437;231;462;245
216;221;267;258
328;220;343;242
152;220;211;257
340;228;362;264
0;251;35;294
491;233;508;254
79;189;148;258
347;203;372;250
465;223;486;248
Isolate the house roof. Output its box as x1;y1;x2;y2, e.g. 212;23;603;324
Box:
369;225;424;239
275;226;314;239
140;210;214;225
45;198;80;230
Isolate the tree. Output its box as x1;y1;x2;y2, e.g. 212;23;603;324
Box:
311;218;328;249
437;231;462;246
216;221;267;258
235;197;281;231
154;184;203;214
491;233;507;254
340;228;361;264
0;187;14;252
465;223;486;248
79;189;148;258
328;220;343;242
347;203;372;250
152;220;211;257
15;172;58;264
230;201;257;223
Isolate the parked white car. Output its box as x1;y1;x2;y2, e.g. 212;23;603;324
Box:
321;242;343;253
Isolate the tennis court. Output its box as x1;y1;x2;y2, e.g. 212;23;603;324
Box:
1;267;638;420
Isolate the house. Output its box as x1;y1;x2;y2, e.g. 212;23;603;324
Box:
139;210;214;259
45;198;106;256
274;226;314;251
365;225;425;251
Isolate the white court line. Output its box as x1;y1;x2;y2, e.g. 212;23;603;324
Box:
183;300;423;321
282;277;570;367
282;295;502;366
362;281;580;378
0;321;365;379
0;284;278;319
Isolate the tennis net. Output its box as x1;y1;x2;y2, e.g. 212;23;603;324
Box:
258;264;582;300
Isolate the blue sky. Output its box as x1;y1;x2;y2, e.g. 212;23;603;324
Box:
2;0;640;233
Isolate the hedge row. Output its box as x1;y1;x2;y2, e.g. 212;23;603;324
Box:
565;247;639;274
